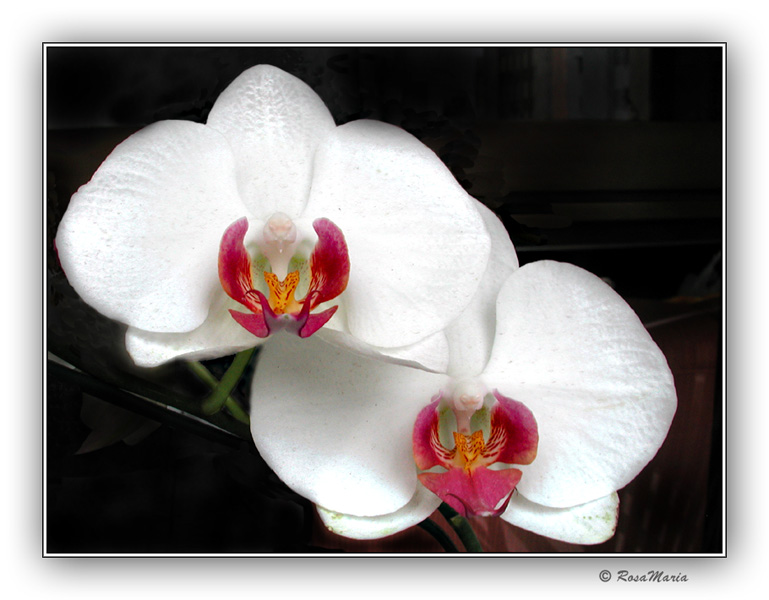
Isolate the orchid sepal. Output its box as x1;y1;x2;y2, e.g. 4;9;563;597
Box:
501;491;620;545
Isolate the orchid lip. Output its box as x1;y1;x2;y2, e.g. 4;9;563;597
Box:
413;388;538;517
218;215;350;340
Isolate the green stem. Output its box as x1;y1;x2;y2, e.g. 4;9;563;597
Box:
187;349;255;424
186;360;221;389
438;503;484;552
223;397;250;425
418;518;459;553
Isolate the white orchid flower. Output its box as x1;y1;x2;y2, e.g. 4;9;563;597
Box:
248;211;677;544
55;65;491;368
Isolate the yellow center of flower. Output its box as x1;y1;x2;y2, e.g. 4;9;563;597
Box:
264;270;302;315
453;430;486;471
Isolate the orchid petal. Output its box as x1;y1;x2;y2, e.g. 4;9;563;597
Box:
483;261;677;508
206;65;336;220
445;201;518;378
304;119;491;348
373;332;449;373
250;334;447;517
501;492;619;545
56;120;247;333
317;326;450;373
125;293;264;367
317;485;442;540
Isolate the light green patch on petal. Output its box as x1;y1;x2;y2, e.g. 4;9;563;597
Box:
244;247;271;296
436;401;456;449
253;253;270;274
470;399;493;439
288;255;311;299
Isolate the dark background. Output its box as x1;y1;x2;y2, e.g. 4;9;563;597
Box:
45;45;723;554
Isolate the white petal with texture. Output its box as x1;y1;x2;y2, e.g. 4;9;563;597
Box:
304;120;491;348
125;292;265;367
483;261;676;508
250;334;447;517
444;201;518;379
56;120;248;333
206;65;336;220
317;485;441;540
501;492;619;544
317;325;449;373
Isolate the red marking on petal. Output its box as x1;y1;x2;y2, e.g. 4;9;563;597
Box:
306;218;350;310
298;305;338;338
413;398;454;471
487;391;538;465
228;309;270;338
419;466;523;517
218;218;262;314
